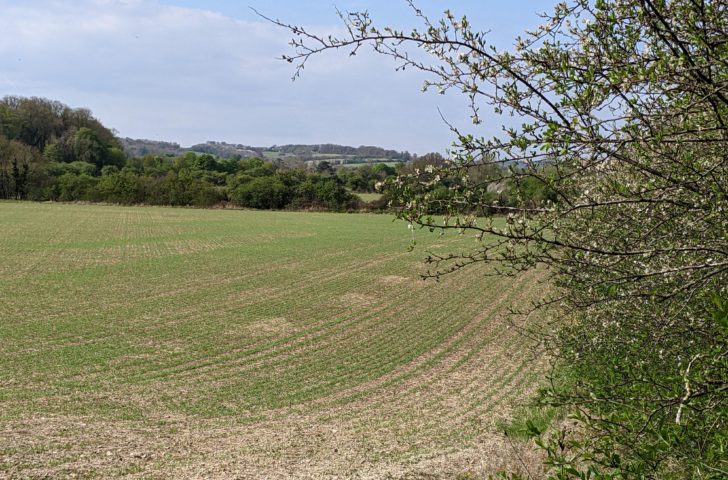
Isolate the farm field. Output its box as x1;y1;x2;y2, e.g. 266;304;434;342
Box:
0;202;546;479
354;192;384;203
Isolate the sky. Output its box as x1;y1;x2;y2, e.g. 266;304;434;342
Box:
0;0;552;154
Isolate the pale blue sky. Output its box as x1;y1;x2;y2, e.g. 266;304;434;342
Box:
0;1;551;154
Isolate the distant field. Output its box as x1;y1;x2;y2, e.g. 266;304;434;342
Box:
301;156;404;168
0;202;545;478
356;192;384;203
337;160;404;168
261;150;297;159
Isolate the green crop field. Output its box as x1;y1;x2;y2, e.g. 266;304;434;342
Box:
355;192;384;203
0;202;545;479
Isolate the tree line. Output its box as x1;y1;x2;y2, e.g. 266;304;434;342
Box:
1;96;552;212
0;96;395;210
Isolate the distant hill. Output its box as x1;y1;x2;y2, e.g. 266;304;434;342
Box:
121;138;259;159
121;139;412;164
271;144;411;161
187;141;260;159
121;138;186;157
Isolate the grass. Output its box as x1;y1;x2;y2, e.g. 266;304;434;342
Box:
500;405;558;440
356;192;384;203
0;201;546;478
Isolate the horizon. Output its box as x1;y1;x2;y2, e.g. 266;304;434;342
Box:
120;136;416;154
0;0;551;155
